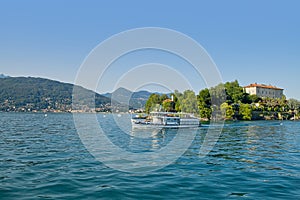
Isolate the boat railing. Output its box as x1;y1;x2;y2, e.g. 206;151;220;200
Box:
149;112;198;119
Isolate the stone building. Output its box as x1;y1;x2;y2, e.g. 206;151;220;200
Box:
244;83;284;99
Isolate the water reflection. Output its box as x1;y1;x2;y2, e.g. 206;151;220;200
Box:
129;128;167;150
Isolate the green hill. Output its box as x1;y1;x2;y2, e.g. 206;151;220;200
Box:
0;77;111;112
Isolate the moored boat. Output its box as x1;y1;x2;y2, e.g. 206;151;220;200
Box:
131;112;200;128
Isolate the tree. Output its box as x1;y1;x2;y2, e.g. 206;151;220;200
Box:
220;102;234;119
287;98;300;110
224;80;244;104
287;98;300;118
210;83;227;106
199;106;212;120
160;94;169;102
198;88;211;106
174;90;183;112
145;93;161;113
181;90;198;114
278;95;287;112
239;103;252;120
248;94;261;103
162;99;175;112
197;88;212;119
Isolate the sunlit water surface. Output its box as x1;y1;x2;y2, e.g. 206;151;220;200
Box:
0;113;299;199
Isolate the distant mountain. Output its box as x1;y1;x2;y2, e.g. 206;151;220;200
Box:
103;87;154;110
103;87;132;100
0;74;9;78
131;90;157;109
0;77;111;112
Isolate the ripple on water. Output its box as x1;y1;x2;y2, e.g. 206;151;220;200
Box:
0;113;300;199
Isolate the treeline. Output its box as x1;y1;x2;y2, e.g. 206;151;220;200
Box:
145;91;199;114
145;80;300;120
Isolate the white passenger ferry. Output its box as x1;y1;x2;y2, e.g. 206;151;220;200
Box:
131;112;200;128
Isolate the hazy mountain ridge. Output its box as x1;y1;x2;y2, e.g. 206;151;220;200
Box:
102;87;156;110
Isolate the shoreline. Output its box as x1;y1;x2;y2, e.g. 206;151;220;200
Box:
1;111;299;122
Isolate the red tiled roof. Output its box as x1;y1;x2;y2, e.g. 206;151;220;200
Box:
163;99;173;103
244;83;283;90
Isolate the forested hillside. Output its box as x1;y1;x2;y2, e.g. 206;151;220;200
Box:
0;77;111;112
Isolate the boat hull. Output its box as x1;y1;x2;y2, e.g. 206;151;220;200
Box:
132;124;200;129
131;121;200;129
131;112;201;129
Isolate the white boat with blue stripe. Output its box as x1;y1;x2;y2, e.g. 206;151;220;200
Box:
131;112;200;128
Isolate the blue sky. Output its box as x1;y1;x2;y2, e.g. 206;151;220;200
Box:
0;0;299;98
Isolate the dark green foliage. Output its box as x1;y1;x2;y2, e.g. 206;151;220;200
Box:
248;94;261;103
198;88;211;106
224;80;244;104
239;103;252;120
198;88;212;119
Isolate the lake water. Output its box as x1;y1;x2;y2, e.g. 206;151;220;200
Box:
0;113;299;199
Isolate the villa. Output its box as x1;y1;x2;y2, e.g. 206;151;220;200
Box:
244;83;284;99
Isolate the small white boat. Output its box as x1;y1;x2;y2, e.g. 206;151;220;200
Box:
131;112;200;128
